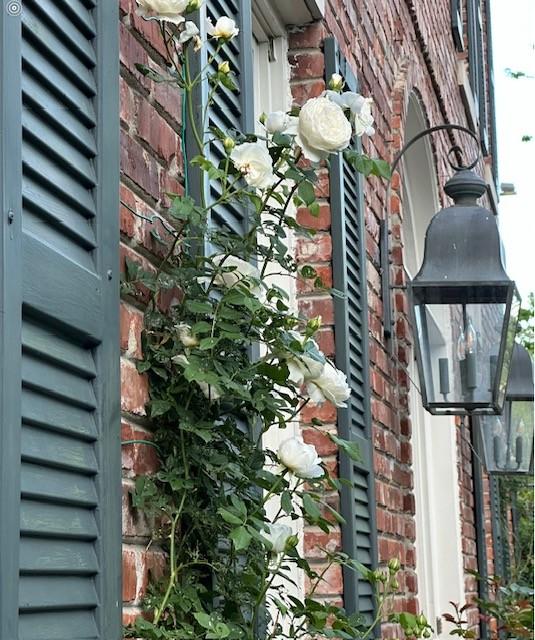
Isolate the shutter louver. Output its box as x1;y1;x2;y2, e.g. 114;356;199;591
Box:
0;2;121;638
187;0;253;237
325;38;378;620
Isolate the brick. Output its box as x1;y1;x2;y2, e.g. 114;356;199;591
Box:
297;265;333;293
296;235;332;263
296;204;331;230
122;547;138;602
121;359;149;416
288;22;327;49
298;297;334;325
301;401;337;424
121;421;159;476
288;52;325;80
291;79;326;105
304;563;343;596
120;303;144;359
302;427;338;456
121;130;161;200
304;528;342;558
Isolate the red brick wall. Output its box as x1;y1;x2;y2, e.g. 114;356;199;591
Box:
117;0;498;632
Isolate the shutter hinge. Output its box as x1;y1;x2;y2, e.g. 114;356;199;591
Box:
7;210;14;224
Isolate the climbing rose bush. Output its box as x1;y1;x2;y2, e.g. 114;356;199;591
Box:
124;4;426;640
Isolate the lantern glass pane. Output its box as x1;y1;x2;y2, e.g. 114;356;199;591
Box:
479;400;534;474
414;300;513;413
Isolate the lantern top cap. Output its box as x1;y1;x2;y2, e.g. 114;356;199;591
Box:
444;169;487;205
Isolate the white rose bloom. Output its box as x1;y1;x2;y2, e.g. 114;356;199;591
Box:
296;96;352;162
172;354;221;401
354;97;375;136
306;361;351;408
264;523;293;554
325;91;375;136
178;21;200;44
211;254;266;302
135;0;187;24
230;142;276;189
264;111;299;136
277;436;323;479
207;16;239;39
286;335;325;386
176;322;199;347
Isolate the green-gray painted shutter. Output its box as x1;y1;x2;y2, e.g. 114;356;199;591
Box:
187;0;254;236
0;2;121;638
325;37;378;619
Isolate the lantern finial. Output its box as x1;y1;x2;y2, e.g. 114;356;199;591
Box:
444;169;487;205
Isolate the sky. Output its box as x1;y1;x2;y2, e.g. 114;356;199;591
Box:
490;0;535;302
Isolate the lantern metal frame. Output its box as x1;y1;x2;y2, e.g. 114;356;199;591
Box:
476;343;534;475
381;123;521;415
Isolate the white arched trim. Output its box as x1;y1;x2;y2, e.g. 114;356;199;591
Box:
403;94;465;637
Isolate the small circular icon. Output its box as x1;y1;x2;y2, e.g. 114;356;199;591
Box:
6;1;22;16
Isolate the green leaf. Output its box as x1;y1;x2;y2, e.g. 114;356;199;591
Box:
371;158;392;179
150;399;172;418
199;337;220;350
134;63;169;84
186;300;213;314
217;507;243;526
298;180;316;206
230;526;252;551
308;202;321;217
303;493;321;520
281;490;293;514
300;265;317;279
257;362;289;384
329;434;362;462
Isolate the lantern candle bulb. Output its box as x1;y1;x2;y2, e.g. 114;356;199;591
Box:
439;357;450;399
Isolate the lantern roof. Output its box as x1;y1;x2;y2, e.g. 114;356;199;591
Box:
412;170;514;300
507;342;534;401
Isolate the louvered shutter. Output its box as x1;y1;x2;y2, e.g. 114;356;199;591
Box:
187;0;254;236
325;38;378;619
0;2;121;638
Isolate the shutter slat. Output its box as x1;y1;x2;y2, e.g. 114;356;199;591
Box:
22;235;102;342
19;610;98;640
19;576;98;611
21;462;98;507
21;425;98;474
22;321;97;378
20;538;98;575
20;501;98;540
22;390;97;441
22;354;97;411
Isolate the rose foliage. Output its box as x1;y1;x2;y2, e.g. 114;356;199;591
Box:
123;2;424;639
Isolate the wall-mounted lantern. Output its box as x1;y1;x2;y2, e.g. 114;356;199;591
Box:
408;169;521;415
477;343;534;475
